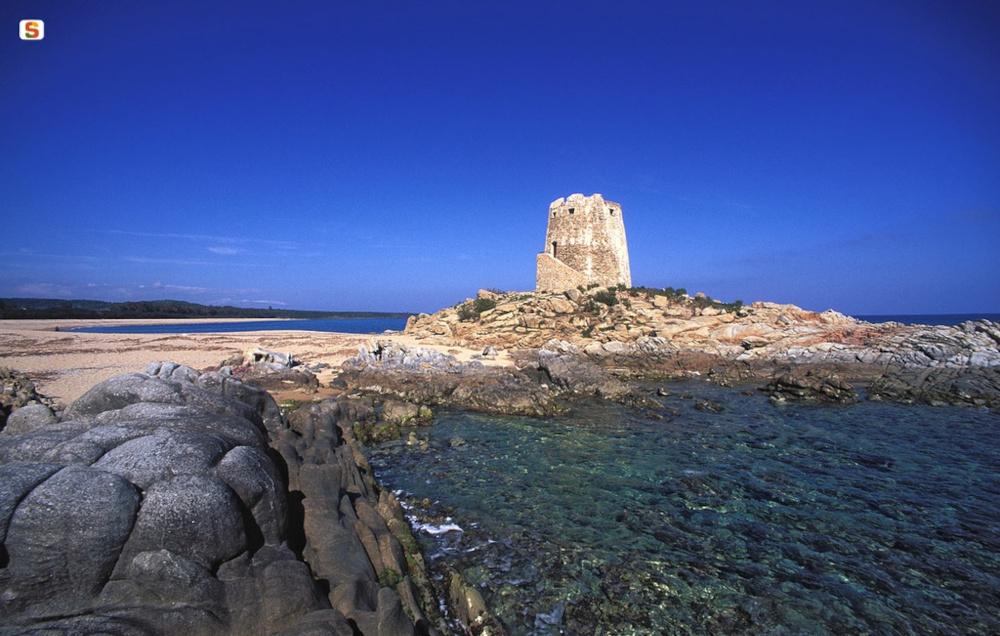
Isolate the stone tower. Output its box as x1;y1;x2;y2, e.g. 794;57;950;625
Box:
536;193;632;291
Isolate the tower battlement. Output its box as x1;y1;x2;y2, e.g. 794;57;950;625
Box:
536;193;631;291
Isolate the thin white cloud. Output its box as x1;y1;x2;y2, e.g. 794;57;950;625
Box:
124;257;265;267
10;281;220;300
142;282;211;293
11;282;81;297
208;246;241;255
104;229;298;250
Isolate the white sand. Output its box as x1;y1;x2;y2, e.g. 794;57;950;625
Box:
0;319;509;406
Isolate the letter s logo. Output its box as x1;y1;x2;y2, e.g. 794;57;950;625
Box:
20;20;45;40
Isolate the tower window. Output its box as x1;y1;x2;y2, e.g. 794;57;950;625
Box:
569;208;575;214
610;208;616;216
552;211;557;218
552;242;557;258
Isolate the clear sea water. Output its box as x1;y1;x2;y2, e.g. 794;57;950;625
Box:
68;317;408;334
369;382;1000;636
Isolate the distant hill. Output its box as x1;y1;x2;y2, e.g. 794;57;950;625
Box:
0;298;412;320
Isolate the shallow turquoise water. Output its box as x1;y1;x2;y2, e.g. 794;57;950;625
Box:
369;382;1000;635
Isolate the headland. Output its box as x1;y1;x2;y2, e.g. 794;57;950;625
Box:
357;286;1000;411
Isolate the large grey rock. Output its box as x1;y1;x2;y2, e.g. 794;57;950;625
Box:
215;444;289;544
2;403;57;434
65;372;264;429
537;350;629;398
272;610;356;636
93;402;268;448
0;369;314;634
97;548;227;631
376;587;418;636
0;421;85;464
302;510;377;588
115;474;248;573
93;428;234;489
0;465;141;615
196;368;285;433
146;360;202;384
1;367;434;635
0;462;63;543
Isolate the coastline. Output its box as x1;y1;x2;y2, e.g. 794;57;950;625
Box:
2;295;998;634
0;319;511;406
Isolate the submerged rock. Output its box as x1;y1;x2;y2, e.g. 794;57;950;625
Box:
446;566;506;636
763;370;858;403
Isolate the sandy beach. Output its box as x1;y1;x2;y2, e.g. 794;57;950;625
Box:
0;319;508;406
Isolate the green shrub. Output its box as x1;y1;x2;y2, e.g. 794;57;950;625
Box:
593;290;618;307
474;297;497;313
457;296;497;321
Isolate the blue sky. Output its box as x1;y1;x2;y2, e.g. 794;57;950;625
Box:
2;1;998;315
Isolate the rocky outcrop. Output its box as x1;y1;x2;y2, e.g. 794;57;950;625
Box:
0;363;441;635
220;347;320;392
869;365;1000;407
763;370;859;403
405;288;857;354
274;400;441;635
338;337;676;421
341;340;560;417
536;341;629;399
402;288;1000;408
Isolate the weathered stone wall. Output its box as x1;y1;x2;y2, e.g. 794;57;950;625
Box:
537;193;631;291
535;253;587;292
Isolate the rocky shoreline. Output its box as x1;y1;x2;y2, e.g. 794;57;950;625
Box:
0;363;504;636
1;288;997;635
364;287;1000;410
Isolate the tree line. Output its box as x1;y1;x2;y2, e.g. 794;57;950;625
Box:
0;298;410;320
